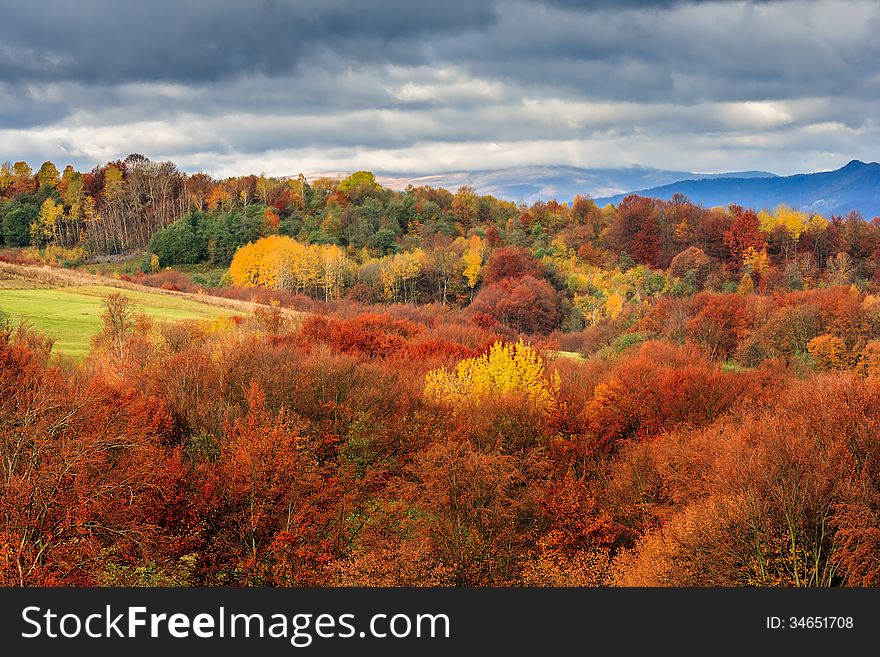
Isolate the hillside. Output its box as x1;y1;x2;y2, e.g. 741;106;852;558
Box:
594;160;880;217
7;162;880;590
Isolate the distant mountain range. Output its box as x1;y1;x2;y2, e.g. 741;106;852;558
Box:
370;165;777;205
592;160;880;217
307;160;880;218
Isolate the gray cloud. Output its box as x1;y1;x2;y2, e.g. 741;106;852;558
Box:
0;1;496;84
444;1;880;102
1;0;879;178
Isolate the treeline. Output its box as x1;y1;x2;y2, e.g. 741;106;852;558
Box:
3;155;879;282
0;155;187;255
7;155;880;335
143;169;880;337
3;283;880;587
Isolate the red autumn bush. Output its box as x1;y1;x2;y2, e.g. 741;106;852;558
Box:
469;275;561;335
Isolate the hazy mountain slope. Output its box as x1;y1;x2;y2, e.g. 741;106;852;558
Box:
355;165;775;204
594;160;880;217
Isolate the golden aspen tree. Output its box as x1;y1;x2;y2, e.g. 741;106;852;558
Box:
462;234;484;294
260;235;299;289
451;185;479;229
229;235;348;294
380;250;423;302
33;197;64;245
290;241;321;294
103;165;124;198
228;240;264;287
319;244;347;300
758;204;807;262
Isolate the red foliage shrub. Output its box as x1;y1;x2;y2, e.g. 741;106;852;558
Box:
0;248;40;265
130;269;198;292
403;439;531;585
211;286;325;313
471;312;497;329
538;473;630;556
420;321;506;350
584;341;784;452
299;314;408;358
192;384;334;585
686;292;756;359
482;246;545;285
300;310;498;365
406;338;476;363
614;374;880;586
0;328;184;585
469;275;561;335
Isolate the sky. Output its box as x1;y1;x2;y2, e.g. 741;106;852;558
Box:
1;0;879;178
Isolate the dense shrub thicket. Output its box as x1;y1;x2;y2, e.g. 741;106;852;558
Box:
2;283;880;587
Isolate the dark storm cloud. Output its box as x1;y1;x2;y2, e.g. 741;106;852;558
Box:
0;0;497;83
0;0;794;86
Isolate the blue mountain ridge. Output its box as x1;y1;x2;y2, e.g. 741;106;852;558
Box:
593;160;880;218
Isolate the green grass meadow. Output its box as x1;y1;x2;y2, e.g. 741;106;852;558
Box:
0;283;240;358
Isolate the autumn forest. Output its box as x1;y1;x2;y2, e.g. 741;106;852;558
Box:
2;155;880;587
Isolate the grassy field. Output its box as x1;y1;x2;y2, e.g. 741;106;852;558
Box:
0;283;242;359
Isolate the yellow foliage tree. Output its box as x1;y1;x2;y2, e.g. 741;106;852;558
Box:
32;197;64;245
737;273;754;295
758;204;807;240
37;161;60;188
228;239;263;286
319;244;347;301
805;213;829;233
807;334;851;371
451;186;479;229
673;219;692;243
758;204;809;262
462;234;484;292
741;246;769;279
228;235;349;297
229;235;298;289
0;162;12;193
82;195;96;222
206;185;233;211
380;250;423;302
859;340;880;378
605;292;624;319
103;165;124;199
424;340;559;410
